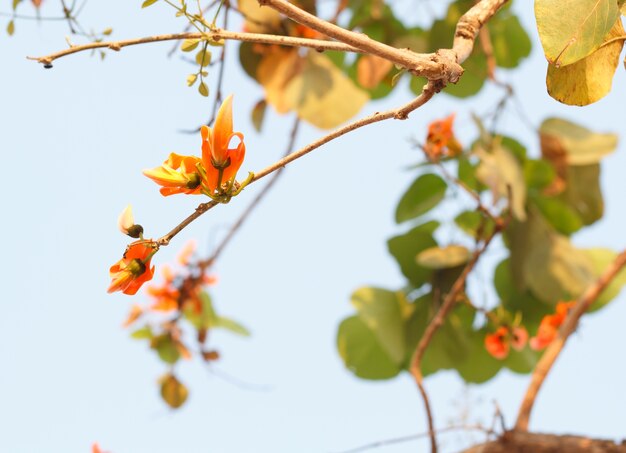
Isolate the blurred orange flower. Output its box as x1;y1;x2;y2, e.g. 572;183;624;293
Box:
530;301;575;350
424;113;462;161
200;95;246;193
485;325;528;360
108;241;157;295
143;153;202;196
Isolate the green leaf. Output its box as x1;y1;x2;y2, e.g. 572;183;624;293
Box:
181;39;200;52
455;330;503;383
214;316;251;336
160;374;188;409
530;193;583;235
561;164;604;225
251;99;267;132
417;245;470;270
395;173;447;223
337;316;402;380
151;334;180;365
454;211;495;240
490;13;532;68
540;117;618;165
350;287;408;364
198;81;209;97
6;20;14;36
12;0;21;10
524;159;555;190
514;210;596;304
141;0;159;8
585;248;626;311
102;27;113;36
546;18;625;106
387;221;438;287
535;0;619;66
457;156;481;192
130;326;153;340
504;344;541;374
475;142;527;221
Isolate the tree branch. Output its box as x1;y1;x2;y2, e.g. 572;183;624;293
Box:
407;219;505;453
155;80;440;246
462;431;626;453
27;29;363;67
515;249;626;431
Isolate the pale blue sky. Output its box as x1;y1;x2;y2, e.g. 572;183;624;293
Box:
1;1;625;453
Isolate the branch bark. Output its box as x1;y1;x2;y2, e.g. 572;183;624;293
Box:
463;431;626;453
515;249;626;431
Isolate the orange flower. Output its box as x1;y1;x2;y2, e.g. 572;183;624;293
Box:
108;241;157;295
92;443;109;453
122;304;144;327
143;153;203;196
177;240;196;266
484;326;528;360
117;205;143;238
146;266;179;311
530;301;575;350
200;95;246;193
424;113;462;161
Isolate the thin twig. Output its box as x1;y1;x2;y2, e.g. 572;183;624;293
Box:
155;81;440;246
337;424;493;453
200;117;301;268
408;219;506;453
28;29;365;67
515;248;626;431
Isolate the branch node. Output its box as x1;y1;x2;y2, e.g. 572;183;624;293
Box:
108;43;122;51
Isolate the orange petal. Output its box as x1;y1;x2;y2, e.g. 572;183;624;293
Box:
212;95;234;164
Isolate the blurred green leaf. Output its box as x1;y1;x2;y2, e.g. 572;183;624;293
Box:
524;159;555;190
141;0;159;8
530;193;583;235
561;164;604;225
6;20;15;36
214;316;251;337
151;334;180;365
130;326;153;340
490;13;531;68
585;248;626;311
454;211;495;240
337;316;401;380
387;221;438;287
351;287;408;364
395;174;447;223
476;142;527;221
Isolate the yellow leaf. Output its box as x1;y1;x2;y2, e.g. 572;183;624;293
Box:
356;54;393;89
546;19;625;105
258;50;369;129
238;0;281;33
535;0;618;66
159;374;188;409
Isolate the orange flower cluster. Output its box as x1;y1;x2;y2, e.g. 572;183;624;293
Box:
530;301;575;350
122;241;220;368
123;241;215;326
143;95;246;198
424;113;463;161
484;325;528;360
